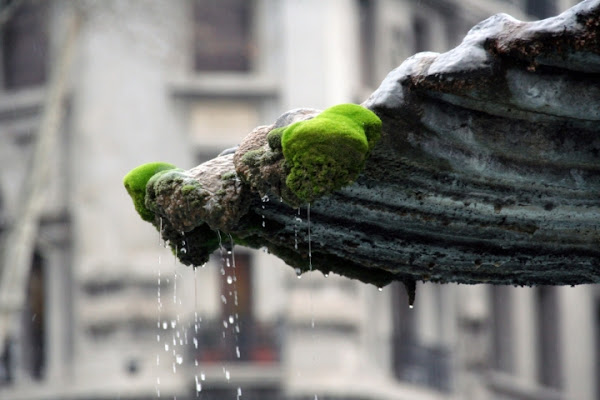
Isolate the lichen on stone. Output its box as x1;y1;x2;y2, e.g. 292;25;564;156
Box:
123;162;177;222
279;103;381;203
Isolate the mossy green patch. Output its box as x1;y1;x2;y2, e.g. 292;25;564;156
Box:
280;104;381;203
267;127;284;151
123;162;177;222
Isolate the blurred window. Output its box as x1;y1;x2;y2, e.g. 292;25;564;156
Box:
1;1;48;90
194;252;280;364
391;282;452;392
491;285;514;373
193;0;253;72
526;0;556;19
536;286;562;388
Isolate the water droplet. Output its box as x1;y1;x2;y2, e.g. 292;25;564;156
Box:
157;334;160;342
162;321;168;329
229;315;235;324
176;355;183;364
180;247;187;254
195;375;202;392
378;287;383;292
227;276;233;284
225;370;231;380
221;295;227;304
172;363;176;373
201;373;206;380
164;343;169;351
236;346;241;358
156;354;160;365
193;337;198;349
223;321;228;328
237;387;242;398
262;220;265;227
409;304;414;309
171;320;176;328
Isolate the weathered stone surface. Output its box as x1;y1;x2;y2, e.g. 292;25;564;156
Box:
148;1;599;288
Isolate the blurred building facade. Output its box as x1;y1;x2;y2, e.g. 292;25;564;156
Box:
0;1;597;400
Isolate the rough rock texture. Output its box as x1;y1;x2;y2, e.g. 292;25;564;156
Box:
145;0;599;289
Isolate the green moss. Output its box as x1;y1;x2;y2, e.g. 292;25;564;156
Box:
241;149;264;167
181;182;202;195
267;127;285;151
220;171;237;181
123;162;177;222
280;104;381;202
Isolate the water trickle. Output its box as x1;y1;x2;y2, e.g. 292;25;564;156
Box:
308;203;312;272
195;375;202;393
159;217;163;245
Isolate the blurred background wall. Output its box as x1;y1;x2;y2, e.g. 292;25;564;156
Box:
0;1;597;399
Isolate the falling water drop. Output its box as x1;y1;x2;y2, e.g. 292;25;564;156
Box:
378;287;383;292
227;275;233;284
237;387;242;399
236;346;240;359
229;315;235;324
176;355;183;364
195;375;202;393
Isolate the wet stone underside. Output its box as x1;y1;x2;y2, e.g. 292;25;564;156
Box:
144;0;599;289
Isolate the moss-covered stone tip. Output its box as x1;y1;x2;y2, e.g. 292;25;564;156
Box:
280;103;381;203
123;162;177;222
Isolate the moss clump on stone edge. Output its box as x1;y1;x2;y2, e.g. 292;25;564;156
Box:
280;104;381;202
123;162;177;222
